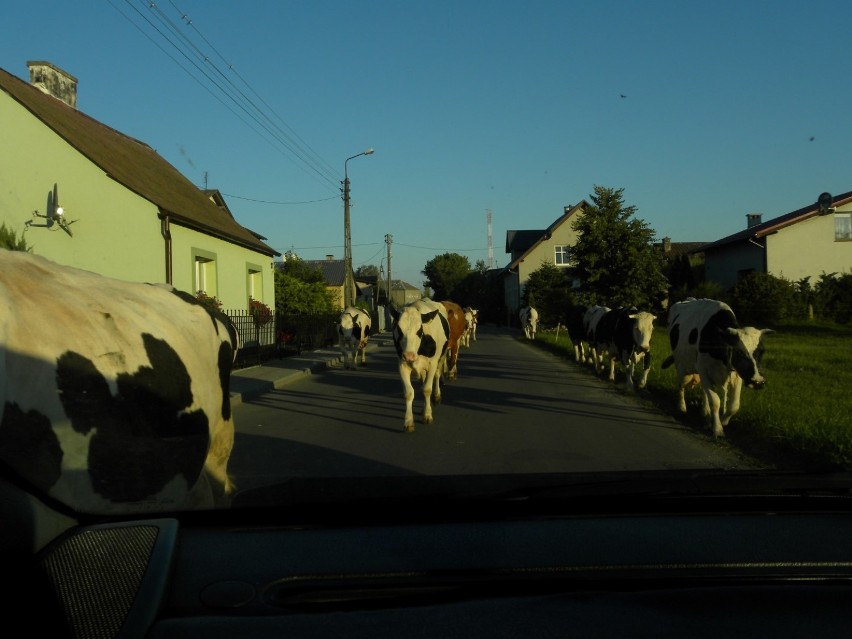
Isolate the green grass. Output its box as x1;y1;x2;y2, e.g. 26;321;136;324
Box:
536;322;852;470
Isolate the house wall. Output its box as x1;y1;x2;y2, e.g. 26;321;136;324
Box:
766;207;852;282
0;91;162;280
1;88;274;312
510;213;582;311
169;224;275;310
704;242;765;291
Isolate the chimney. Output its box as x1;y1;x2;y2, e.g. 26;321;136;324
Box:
662;237;672;254
27;61;77;109
746;213;762;228
326;254;334;261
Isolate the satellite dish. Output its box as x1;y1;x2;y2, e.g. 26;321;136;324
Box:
817;192;834;216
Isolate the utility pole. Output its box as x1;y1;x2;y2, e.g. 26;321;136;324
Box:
342;148;374;308
385;233;393;308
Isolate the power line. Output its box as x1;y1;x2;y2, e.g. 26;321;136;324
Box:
108;0;342;194
220;193;339;205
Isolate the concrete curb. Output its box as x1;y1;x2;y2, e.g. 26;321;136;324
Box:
229;340;386;407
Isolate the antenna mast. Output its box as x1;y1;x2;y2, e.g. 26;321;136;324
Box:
486;209;494;269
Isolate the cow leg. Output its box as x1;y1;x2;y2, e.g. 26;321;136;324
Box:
422;368;437;425
623;354;635;392
399;363;416;432
637;353;651;389
722;372;743;426
608;355;617;382
203;416;235;507
703;386;725;437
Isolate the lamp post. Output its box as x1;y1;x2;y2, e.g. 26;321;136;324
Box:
343;148;374;308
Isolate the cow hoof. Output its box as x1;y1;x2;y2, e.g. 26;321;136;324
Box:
404;423;415;433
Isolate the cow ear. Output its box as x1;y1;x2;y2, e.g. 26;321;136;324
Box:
722;327;741;343
760;328;775;336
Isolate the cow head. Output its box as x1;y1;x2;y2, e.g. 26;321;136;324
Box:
393;307;443;364
723;326;773;389
629;311;657;354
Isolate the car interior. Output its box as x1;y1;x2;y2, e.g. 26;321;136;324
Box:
6;469;852;638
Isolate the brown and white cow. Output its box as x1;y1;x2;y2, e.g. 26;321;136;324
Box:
337;306;372;369
462;307;478;345
519;306;539;340
440;300;467;381
0;250;238;514
661;297;772;437
391;299;450;432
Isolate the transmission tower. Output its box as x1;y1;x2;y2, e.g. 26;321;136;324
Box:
486;209;494;269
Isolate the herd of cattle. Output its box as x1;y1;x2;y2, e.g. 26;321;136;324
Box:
562;299;771;438
0;248;771;514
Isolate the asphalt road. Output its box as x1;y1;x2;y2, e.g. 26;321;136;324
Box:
228;325;764;496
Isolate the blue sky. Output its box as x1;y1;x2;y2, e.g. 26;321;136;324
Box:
3;1;850;286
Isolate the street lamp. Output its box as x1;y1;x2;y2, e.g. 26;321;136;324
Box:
343;148;374;308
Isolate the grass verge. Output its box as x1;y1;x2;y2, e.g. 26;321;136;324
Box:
534;321;852;471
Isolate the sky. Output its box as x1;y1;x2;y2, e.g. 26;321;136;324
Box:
2;1;850;287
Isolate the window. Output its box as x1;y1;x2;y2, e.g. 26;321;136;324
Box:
194;253;217;297
835;213;852;241
554;245;572;266
247;267;263;304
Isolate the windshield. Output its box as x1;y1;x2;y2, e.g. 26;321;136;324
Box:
1;1;850;517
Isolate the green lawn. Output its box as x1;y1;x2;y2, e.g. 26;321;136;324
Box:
536;321;852;470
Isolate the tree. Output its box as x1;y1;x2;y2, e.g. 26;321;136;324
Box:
0;223;31;251
522;261;576;326
274;256;336;314
571;185;667;309
355;264;380;278
422;253;471;301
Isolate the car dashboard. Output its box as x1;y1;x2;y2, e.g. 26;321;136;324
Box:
7;475;852;639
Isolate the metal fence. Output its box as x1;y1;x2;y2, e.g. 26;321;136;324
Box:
224;309;340;369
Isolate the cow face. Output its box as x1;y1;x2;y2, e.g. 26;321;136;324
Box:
393;307;442;364
629;311;656;353
723;326;772;389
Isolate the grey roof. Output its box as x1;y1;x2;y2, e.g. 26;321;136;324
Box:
301;259;346;287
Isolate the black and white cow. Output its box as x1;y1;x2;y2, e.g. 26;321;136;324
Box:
594;306;657;392
661;297;771;437
519;306;539;340
391;298;450;432
337;306;372;369
0;250;238;514
582;304;611;369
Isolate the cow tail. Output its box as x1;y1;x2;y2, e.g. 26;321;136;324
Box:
661;355;674;369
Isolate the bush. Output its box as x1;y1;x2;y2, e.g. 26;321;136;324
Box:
249;297;273;327
729;272;803;325
195;290;223;313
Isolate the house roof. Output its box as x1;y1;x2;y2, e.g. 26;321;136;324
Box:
699;190;852;252
658;241;708;259
0;65;278;256
506;201;588;271
300;259;346;287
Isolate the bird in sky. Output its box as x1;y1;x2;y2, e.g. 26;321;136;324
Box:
620;94;627;98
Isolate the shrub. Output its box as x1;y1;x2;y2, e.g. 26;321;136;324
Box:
195;290;223;312
729;272;803;325
249;297;273;327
